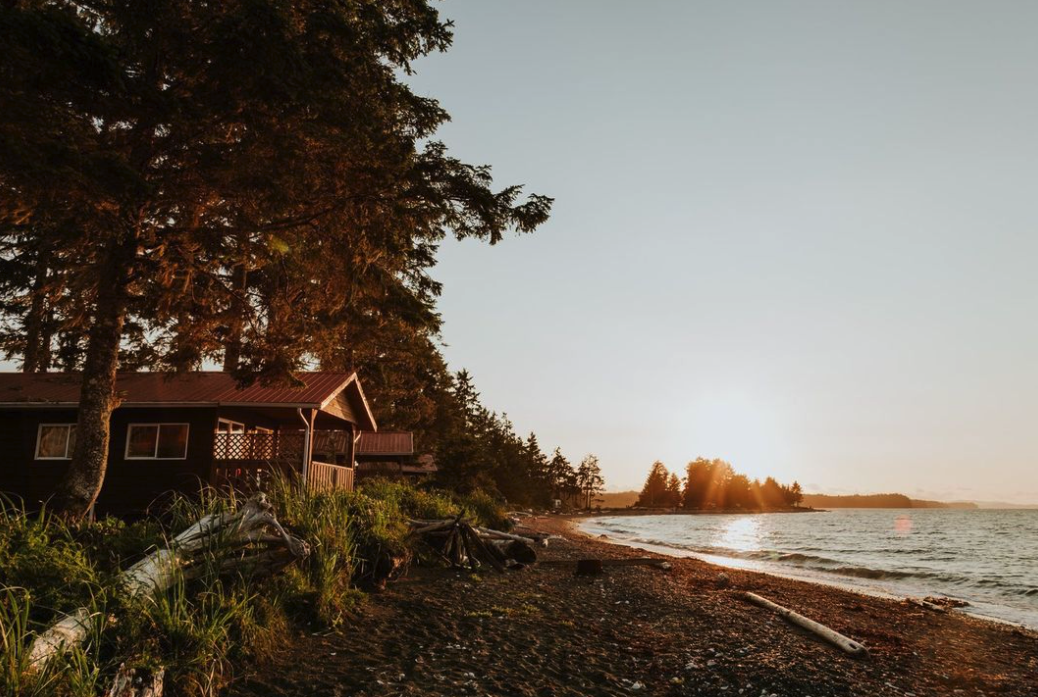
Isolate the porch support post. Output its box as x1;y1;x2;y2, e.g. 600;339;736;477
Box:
347;423;356;469
297;408;317;485
307;409;317;478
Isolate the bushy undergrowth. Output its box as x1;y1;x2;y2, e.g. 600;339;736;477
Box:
358;477;511;530
0;479;509;696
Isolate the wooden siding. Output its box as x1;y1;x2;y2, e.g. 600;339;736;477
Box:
98;407;218;513
0;406;218;514
322;390;357;424
0;403;364;514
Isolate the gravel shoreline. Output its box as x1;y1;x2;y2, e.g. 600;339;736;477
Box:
228;515;1038;696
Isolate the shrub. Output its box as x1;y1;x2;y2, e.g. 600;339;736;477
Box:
0;499;100;621
456;489;511;531
359;477;459;521
358;478;510;529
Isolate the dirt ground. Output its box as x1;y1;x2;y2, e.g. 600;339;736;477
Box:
227;516;1038;697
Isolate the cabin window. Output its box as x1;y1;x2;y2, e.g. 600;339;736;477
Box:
125;423;190;460
35;424;76;460
216;419;245;434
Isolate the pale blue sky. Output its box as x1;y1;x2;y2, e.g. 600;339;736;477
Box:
409;1;1038;501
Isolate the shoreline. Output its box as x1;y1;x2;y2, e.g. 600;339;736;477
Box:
230;513;1038;697
574;506;823;516
570;514;1036;632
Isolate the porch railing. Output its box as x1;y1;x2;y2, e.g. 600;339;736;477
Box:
310;461;355;491
212;431;354;491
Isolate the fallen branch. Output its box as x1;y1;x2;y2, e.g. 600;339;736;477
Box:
742;591;869;657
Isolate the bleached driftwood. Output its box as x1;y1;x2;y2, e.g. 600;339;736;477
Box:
24;607;95;674
906;597;947;613
742;591;869;657
28;495;307;672
472;526;543;547
105;664;165;697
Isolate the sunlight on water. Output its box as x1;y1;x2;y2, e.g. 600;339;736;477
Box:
579;510;1038;628
715;515;763;553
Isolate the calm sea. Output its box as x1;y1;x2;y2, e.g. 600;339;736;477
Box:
579;509;1038;628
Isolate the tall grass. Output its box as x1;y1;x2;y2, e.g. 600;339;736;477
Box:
0;478;511;695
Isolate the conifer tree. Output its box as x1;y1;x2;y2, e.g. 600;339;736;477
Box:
665;472;683;507
576;454;605;510
636;461;670;507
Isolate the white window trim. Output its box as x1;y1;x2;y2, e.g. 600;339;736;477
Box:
125;423;191;460
35;423;76;460
216;418;246;433
252;426;274;435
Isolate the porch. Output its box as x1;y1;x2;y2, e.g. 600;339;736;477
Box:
211;430;355;492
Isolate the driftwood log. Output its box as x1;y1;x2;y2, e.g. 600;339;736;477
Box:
105;664;165;697
906;597;947;613
742;591;869;657
27;496;308;676
575;559;604;576
409;518;538;571
540;557;673;572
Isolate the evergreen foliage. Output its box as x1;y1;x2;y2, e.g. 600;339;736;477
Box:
636;461;672;507
635;459;803;510
0;0;552;517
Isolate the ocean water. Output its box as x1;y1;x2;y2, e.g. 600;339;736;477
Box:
578;509;1038;628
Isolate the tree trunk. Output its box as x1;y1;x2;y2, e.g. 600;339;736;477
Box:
53;240;134;518
22;247;52;373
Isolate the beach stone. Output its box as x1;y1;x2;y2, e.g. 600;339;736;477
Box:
716;572;732;588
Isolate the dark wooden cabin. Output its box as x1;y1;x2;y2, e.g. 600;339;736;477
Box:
0;371;377;514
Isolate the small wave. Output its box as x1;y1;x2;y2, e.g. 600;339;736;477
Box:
618;536;982;585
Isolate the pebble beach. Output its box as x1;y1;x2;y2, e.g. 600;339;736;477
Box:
229;515;1038;697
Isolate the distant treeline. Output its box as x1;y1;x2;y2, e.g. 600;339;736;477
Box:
636;459;803;510
800;494;978;509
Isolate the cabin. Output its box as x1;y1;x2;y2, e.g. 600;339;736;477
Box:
355;431;438;481
0;371;376;514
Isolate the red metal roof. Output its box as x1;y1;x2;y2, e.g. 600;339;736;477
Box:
0;371;356;407
356;431;414;456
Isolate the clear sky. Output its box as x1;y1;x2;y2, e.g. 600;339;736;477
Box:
406;1;1038;502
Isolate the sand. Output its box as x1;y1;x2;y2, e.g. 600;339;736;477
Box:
228;515;1038;696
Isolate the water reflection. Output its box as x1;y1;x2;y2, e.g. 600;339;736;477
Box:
716;515;763;553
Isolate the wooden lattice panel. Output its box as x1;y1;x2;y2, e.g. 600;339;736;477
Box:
213;432;305;464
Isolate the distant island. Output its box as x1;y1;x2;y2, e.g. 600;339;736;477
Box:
598;490;995;510
800;493;978;509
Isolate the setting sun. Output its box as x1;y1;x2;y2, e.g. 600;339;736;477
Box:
677;389;790;483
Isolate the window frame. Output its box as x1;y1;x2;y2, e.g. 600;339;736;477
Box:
124;423;191;460
34;423;77;460
216;418;246;434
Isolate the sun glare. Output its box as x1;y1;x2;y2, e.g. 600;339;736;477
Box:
716;516;764;553
680;391;789;482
